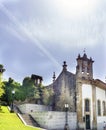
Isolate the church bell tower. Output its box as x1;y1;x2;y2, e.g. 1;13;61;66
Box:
75;53;95;130
76;53;94;80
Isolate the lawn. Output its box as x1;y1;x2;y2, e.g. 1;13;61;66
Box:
0;106;42;130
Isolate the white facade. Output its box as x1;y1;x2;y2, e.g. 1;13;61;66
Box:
96;87;106;130
81;84;106;130
82;84;93;129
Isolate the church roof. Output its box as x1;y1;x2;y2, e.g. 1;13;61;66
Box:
93;79;106;90
48;61;76;90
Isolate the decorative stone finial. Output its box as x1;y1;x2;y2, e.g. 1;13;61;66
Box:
53;72;56;82
83;48;86;53
83;53;87;60
63;61;67;71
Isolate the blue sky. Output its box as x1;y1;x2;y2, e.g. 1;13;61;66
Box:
0;0;106;85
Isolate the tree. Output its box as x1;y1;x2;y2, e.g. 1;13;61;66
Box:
21;77;35;102
0;83;4;97
0;64;5;83
0;64;5;108
42;88;50;105
2;78;21;105
42;87;54;105
0;64;5;98
21;77;49;104
0;82;5;109
34;84;45;104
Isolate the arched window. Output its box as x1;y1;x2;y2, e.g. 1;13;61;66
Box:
97;100;101;116
85;99;90;112
103;101;106;116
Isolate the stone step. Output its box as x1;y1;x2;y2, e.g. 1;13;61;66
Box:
21;114;40;127
14;105;22;114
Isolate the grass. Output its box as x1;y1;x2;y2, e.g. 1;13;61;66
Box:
0;106;42;130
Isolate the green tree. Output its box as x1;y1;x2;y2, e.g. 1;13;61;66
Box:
42;87;54;105
34;84;45;104
0;64;5;83
0;64;5;108
0;82;5;109
21;77;35;101
33;85;40;103
0;83;4;97
21;77;46;104
0;64;5;99
2;78;21;105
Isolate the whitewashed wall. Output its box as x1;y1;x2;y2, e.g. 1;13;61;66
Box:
96;87;106;130
82;84;93;129
97;116;106;130
96;87;106;116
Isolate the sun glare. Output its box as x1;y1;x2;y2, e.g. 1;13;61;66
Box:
55;0;99;18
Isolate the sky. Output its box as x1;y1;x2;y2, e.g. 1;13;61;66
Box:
0;0;106;85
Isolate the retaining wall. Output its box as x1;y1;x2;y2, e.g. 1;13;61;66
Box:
18;103;50;113
31;111;77;130
18;104;77;130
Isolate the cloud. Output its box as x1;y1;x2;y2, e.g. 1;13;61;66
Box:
0;0;18;4
1;0;105;50
0;0;106;84
7;0;103;51
4;25;26;42
0;2;61;69
20;14;104;51
51;0;100;18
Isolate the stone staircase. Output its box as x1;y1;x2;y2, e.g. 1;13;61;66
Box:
14;105;22;114
14;105;40;128
21;114;40;127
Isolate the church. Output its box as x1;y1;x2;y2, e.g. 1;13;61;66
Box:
48;53;106;130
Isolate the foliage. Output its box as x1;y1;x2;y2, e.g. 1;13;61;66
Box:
1;75;53;106
0;82;5;109
0;64;5;81
21;77;35;101
0;64;5;98
2;78;21;105
21;77;48;104
42;87;54;105
34;84;44;104
0;64;4;69
42;88;50;105
0;82;4;97
0;64;54;106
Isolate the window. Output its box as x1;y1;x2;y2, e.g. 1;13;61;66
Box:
97;100;101;116
82;63;85;73
103;101;106;116
85;99;90;112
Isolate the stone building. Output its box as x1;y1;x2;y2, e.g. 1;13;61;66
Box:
31;74;43;86
48;53;106;130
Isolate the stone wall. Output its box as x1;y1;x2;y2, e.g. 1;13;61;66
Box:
30;111;77;130
18;104;77;130
18;104;50;113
